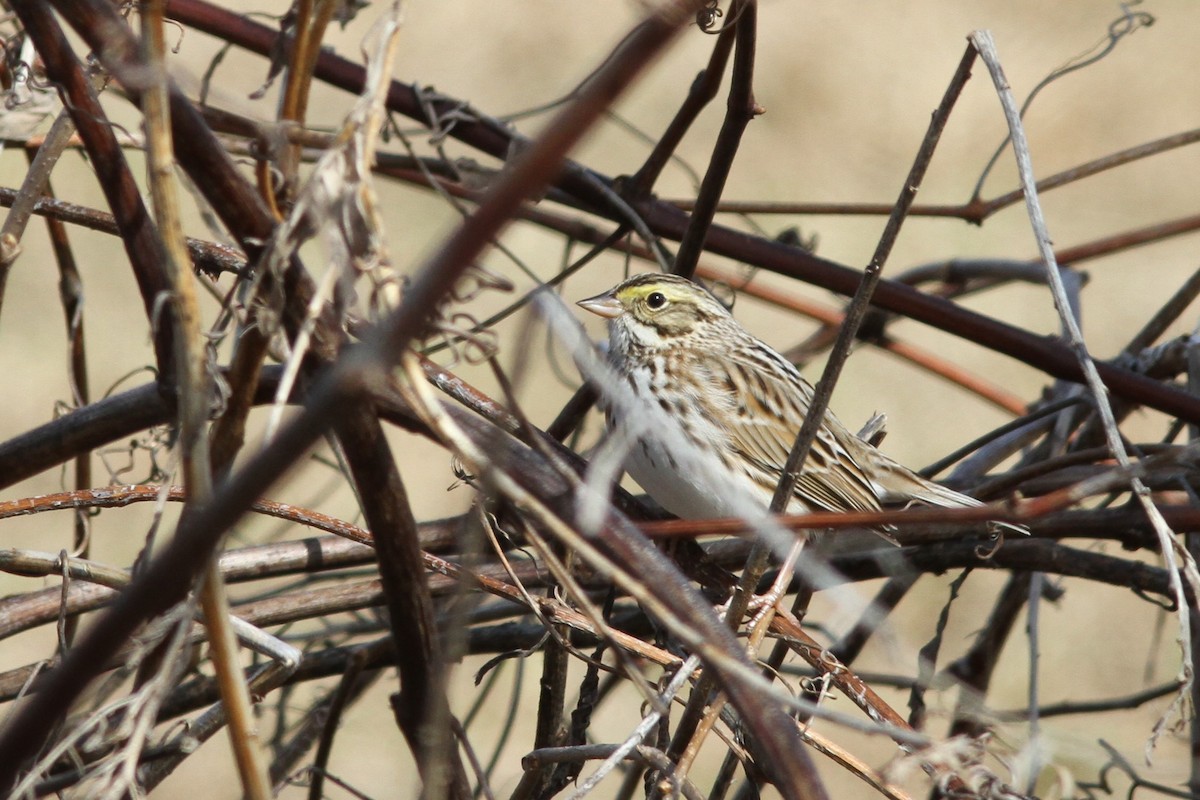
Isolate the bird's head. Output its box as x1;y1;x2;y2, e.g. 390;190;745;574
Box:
577;273;730;348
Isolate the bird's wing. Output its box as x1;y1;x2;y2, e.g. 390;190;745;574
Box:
698;348;883;514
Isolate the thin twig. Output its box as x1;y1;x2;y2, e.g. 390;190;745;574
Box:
672;0;759;280
969;30;1199;761
0;110;76;315
142;4;274;797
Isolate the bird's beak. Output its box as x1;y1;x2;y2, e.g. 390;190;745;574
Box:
577;291;623;319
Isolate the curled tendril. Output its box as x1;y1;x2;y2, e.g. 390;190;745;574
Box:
97;426;172;486
1110;5;1154;39
449;456;475;487
454;325;499;365
413;85;479;147
974;530;1004;559
696;1;723;32
429;314;499;366
450;264;515;304
2;53;52;111
799;672;833;700
412;263;514;360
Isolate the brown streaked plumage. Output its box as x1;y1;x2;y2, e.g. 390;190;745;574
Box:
578;273;1021;532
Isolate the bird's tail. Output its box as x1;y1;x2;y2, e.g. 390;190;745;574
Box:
871;459;1028;536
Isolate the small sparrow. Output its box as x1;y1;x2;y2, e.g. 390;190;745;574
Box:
578;273;1020;533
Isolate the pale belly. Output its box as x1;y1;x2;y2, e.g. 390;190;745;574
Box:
610;349;809;520
623;430;805;520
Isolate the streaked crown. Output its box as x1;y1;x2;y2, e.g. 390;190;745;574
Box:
578;273;730;339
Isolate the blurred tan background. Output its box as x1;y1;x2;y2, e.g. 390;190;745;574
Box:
1;0;1199;797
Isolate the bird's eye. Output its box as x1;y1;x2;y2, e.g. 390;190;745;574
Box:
646;291;667;310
